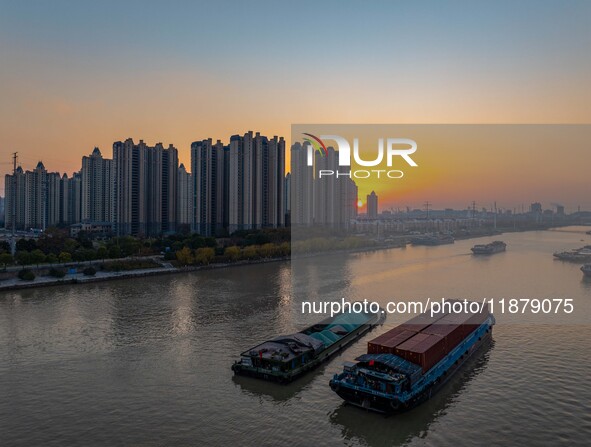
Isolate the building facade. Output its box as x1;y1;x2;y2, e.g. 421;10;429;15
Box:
367;191;378;219
192;131;286;236
290;142;357;230
113;138;178;236
177;163;193;229
81;148;114;224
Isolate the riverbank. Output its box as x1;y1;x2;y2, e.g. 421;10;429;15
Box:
0;225;580;292
0;256;291;292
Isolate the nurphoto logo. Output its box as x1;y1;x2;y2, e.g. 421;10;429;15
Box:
303;133;418;179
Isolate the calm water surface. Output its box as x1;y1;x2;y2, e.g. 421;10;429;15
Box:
1;228;591;446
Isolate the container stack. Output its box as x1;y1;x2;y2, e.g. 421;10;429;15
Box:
366;302;490;373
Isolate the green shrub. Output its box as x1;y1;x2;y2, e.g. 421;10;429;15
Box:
49;267;66;278
18;269;35;281
83;266;96;276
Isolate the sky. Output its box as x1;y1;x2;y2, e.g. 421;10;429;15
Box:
1;0;590;210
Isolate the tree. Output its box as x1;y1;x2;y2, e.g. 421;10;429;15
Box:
195;247;215;265
30;249;46;266
242;245;258;260
37;227;69;255
257;243;276;258
0;252;13;269
46;253;58;264
97;246;108;261
63;238;80;254
15;251;32;266
279;242;290;257
108;245;122;259
224;246;241;261
176;247;194;266
16;238;37;252
58;251;72;263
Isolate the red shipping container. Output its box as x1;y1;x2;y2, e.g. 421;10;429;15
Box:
398;310;448;333
421;323;465;354
395;333;447;372
368;327;416;354
376;330;417;354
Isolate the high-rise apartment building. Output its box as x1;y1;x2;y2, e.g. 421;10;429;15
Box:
162;145;178;234
290;142;357;230
113;138;178;236
81;148;114;224
290;142;314;226
4;161;71;231
68;172;82;226
4;166;26;231
192;131;285;236
191;138;225;237
367;191;378;219
177;163;193;229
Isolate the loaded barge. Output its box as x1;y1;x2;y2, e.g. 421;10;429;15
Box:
411;234;455;246
471;240;506;255
329;303;494;413
232;309;384;383
553;246;591;262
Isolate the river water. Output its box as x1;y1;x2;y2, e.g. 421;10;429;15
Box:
1;227;590;446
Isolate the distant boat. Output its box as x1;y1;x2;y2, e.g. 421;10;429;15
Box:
411;234;454;246
553;246;591;262
471;241;506;255
232;309;385;383
581;264;591;277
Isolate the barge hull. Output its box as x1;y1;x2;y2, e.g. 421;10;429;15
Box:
232;314;384;383
330;323;492;413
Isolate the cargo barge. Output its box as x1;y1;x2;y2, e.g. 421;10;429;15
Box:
553;245;591;262
329;304;494;413
411;234;455;246
232;309;385;383
471;240;506;255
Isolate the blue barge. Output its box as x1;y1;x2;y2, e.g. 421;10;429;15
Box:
329;309;494;413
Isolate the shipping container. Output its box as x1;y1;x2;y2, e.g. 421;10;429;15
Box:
421;323;465;354
395;332;447;373
375;330;417;354
367;327;416;354
397;309;449;333
436;302;489;339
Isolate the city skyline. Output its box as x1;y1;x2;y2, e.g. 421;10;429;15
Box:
2;1;591;209
3;138;589;218
3;131;287;236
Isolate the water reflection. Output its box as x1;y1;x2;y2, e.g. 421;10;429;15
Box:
231;370;319;403
328;340;494;447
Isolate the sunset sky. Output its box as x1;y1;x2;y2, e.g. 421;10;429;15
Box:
1;1;591;210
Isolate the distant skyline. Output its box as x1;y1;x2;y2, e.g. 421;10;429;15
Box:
2;1;591;209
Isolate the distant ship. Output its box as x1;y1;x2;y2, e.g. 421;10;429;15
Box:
232;309;385;383
329;302;494;413
330;306;495;413
471;241;506;255
410;234;455;246
553;246;591;262
581;264;591;277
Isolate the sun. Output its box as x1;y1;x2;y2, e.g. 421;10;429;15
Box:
357;200;363;208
